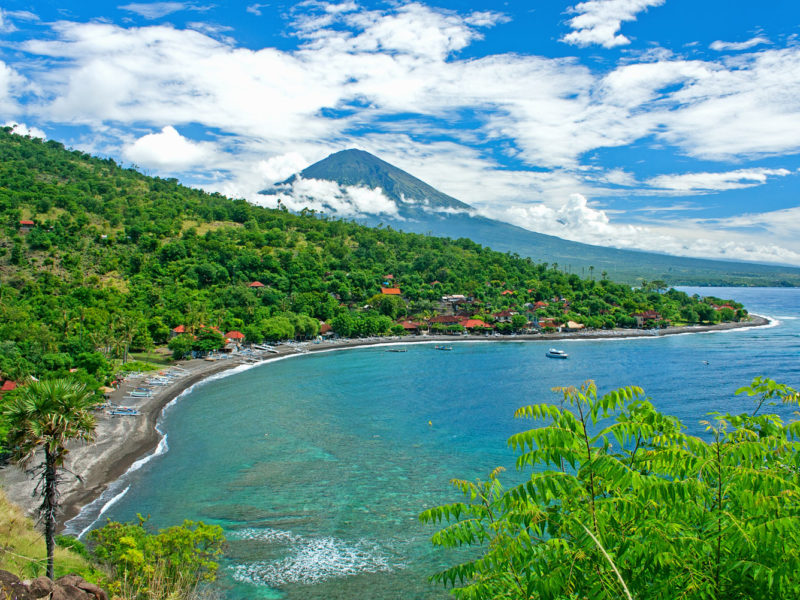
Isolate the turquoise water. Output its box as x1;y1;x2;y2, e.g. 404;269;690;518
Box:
67;288;799;599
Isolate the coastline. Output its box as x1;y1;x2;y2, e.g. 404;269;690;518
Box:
0;314;770;529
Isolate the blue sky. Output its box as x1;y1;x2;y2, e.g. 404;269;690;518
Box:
1;1;800;265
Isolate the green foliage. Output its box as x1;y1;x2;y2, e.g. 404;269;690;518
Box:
167;335;193;360
90;516;225;600
422;377;800;600
0;128;750;383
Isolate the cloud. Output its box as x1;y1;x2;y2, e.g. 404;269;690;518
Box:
710;37;770;52
647;168;792;193
6;6;800;265
562;0;665;48
484;194;800;266
123;125;215;170
119;2;210;19
246;4;269;17
257;177;400;218
4;121;46;138
0;60;25;113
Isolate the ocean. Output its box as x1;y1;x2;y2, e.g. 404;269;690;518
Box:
65;287;800;599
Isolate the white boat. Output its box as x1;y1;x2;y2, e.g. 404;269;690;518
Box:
546;348;569;359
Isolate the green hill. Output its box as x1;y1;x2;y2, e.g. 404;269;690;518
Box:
264;149;800;286
0;128;748;383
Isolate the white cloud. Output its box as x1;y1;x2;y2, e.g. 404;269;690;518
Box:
123;125;215;170
562;0;665;48
710;37;770;52
4;121;46;138
0;60;25;113
484;194;800;266
246;4;269;17
647;168;792;193
256;176;400;218
7;6;800;266
0;9;16;33
119;2;209;19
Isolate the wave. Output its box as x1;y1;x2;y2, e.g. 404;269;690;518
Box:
228;527;401;587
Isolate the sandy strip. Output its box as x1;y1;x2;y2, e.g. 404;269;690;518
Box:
0;314;769;528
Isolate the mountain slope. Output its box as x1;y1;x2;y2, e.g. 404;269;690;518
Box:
268;149;800;286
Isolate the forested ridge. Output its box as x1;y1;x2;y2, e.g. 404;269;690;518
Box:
0;127;744;384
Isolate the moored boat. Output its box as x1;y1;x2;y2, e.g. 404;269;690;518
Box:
546;348;568;359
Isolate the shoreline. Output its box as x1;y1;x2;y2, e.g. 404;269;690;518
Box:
0;314;770;529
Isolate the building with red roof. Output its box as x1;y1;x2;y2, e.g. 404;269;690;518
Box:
18;220;34;232
1;380;18;392
225;330;245;341
248;281;265;288
462;319;490;330
381;287;402;295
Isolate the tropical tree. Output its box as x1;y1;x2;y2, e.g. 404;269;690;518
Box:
4;379;97;579
421;378;800;600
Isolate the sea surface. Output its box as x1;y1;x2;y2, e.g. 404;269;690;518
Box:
66;287;799;599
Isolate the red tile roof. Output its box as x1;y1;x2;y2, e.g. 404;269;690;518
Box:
534;301;549;309
1;381;17;392
19;220;34;226
381;287;402;295
248;281;265;288
428;315;461;324
399;320;423;330
225;330;245;340
501;290;515;295
462;319;490;329
319;323;332;334
172;325;185;333
384;274;394;280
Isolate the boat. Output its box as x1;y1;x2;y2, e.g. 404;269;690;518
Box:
435;345;453;351
546;348;569;359
386;348;408;352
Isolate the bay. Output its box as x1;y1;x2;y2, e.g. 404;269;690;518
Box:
72;287;799;599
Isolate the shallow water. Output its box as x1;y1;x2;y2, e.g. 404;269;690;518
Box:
67;287;800;599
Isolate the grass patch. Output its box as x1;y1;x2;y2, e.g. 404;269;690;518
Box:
127;352;173;367
0;489;100;581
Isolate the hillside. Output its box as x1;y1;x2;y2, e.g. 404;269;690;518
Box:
0;128;748;386
265;149;800;286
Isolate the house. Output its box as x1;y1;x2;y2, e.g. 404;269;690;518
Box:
248;281;265;289
538;317;558;330
461;319;491;331
534;301;549;310
18;220;34;232
501;290;515;296
319;322;334;336
492;310;516;323
225;330;245;342
428;315;462;325
0;380;18;393
170;325;186;338
381;287;402;295
633;310;662;327
398;320;424;334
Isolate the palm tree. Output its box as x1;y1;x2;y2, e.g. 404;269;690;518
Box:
4;379;97;579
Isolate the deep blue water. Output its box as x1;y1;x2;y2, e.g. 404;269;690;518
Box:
67;288;799;599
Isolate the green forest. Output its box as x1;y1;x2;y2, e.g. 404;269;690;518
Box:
0;127;745;388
